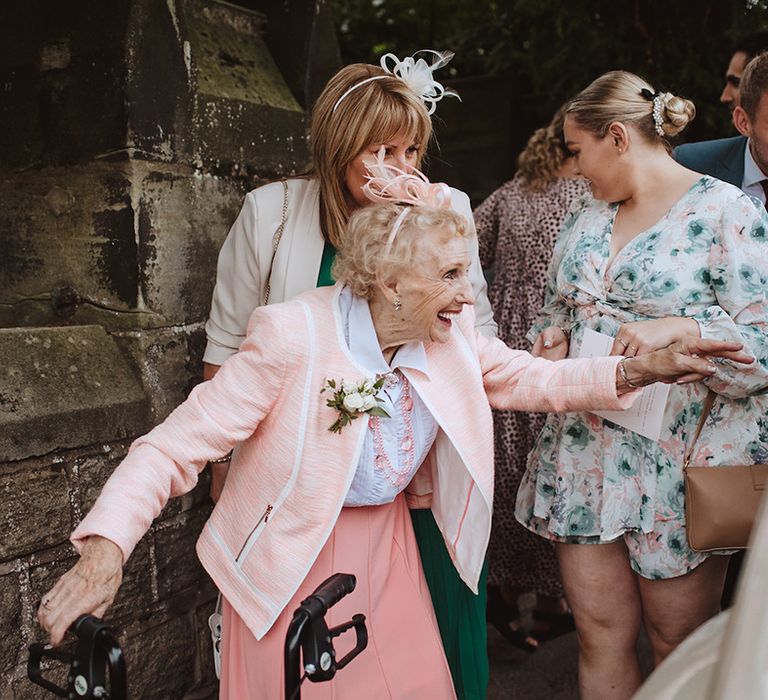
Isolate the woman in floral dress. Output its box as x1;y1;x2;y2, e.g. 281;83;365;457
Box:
517;71;768;699
475;106;589;650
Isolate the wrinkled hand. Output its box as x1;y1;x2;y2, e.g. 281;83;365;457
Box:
610;317;700;357
38;536;123;646
626;336;753;387
532;327;569;361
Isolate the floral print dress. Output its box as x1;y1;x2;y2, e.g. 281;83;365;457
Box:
515;176;768;579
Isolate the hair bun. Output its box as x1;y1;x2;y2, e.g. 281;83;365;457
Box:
660;93;696;137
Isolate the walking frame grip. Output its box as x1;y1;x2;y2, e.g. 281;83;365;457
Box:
27;614;126;700
284;572;368;700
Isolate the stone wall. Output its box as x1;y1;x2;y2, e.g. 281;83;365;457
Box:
0;1;340;697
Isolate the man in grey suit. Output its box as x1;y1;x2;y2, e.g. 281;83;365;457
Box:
676;49;768;206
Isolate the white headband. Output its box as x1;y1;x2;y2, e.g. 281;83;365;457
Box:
332;50;459;115
384;207;412;259
332;75;388;113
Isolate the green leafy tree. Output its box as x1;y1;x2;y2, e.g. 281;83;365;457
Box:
332;0;768;142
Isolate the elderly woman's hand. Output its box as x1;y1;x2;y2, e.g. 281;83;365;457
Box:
38;536;123;646
617;336;754;392
610;317;700;357
532;327;569;361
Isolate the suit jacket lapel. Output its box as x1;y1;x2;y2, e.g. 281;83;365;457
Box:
714;136;747;187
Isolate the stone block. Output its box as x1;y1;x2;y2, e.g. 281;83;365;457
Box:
137;169;244;325
0;2;131;170
102;539;155;626
182;0;310;174
261;0;342;109
0;571;21;675
0;326;150;462
70;444;130;518
10;658;70;700
113;325;206;424
0;165;147;327
123;1;192;162
0;465;70;560
0;162;244;330
154;506;212;601
121;613;198;700
193;97;310;177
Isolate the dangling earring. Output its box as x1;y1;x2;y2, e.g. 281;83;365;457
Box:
393;296;402;311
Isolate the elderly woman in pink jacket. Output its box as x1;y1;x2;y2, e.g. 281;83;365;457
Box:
37;168;750;697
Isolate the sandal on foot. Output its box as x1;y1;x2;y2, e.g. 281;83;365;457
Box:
486;586;538;653
490;619;539;653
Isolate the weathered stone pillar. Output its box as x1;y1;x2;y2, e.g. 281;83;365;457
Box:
0;1;339;697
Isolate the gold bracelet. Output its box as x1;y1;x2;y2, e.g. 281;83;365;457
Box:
619;357;643;389
209;451;233;464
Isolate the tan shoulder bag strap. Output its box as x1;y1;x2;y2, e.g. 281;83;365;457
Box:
263;179;289;306
683;390;718;469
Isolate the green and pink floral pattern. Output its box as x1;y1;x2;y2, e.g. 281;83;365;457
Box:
516;177;768;579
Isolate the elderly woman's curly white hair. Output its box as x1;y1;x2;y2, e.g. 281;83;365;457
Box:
333;203;471;299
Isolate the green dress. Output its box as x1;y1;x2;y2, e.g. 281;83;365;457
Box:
317;241;489;700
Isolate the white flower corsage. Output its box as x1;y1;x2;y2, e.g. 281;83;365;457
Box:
321;376;390;434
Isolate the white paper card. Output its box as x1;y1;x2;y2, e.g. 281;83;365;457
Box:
578;328;670;442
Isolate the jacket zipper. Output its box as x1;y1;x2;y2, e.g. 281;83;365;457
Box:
235;504;273;562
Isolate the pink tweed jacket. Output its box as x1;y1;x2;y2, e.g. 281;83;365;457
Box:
72;284;635;640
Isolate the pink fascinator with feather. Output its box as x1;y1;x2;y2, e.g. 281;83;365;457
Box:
361;146;455;253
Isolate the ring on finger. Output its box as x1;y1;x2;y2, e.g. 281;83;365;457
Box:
617;338;628;348
627;344;638;354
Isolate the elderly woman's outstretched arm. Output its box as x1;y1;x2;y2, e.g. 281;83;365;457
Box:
476;332;753;413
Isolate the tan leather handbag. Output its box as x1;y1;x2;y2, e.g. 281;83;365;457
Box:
684;390;768;552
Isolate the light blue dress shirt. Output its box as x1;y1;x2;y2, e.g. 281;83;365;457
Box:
339;287;439;507
741;139;767;205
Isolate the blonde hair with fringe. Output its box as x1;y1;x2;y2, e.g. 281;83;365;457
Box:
333;204;470;299
517;105;569;192
310;64;433;248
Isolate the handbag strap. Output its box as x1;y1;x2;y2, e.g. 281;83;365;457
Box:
263;179;290;305
683;390;718;469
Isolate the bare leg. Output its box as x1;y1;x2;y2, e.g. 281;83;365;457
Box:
557;541;643;700
638;554;729;666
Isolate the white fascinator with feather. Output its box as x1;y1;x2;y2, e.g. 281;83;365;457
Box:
333;50;460;115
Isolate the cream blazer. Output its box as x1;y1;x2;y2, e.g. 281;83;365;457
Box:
73;285;634;641
203;177;497;365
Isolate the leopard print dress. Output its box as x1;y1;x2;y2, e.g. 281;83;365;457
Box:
475;173;591;594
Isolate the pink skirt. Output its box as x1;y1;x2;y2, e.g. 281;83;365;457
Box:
219;493;456;699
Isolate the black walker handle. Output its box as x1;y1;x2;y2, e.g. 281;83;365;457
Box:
306;572;357;612
28;615;126;700
284;573;368;700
